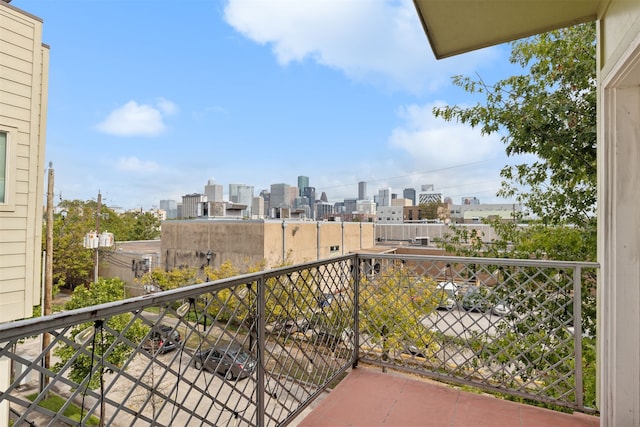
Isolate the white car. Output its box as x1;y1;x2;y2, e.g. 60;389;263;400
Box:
491;302;511;316
436;281;459;310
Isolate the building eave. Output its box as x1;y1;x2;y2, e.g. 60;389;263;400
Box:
413;0;600;59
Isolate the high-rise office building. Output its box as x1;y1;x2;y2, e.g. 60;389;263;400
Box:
297;176;309;196
181;193;207;218
418;184;443;205
159;199;178;219
252;196;265;219
344;198;357;214
259;190;270;217
358;181;367;200
229;184;254;217
205;179;223;203
270;183;291;209
303;187;316;219
403;188;416;206
315;200;334;220
377;188;392;207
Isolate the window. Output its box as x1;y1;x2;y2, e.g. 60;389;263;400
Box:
0;126;17;210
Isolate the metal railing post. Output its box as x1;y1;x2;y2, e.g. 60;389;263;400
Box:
353;255;360;368
256;275;266;427
573;266;584;410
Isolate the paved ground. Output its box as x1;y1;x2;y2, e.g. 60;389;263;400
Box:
295;367;600;427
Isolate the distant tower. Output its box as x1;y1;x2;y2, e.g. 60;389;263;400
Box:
403;188;416;206
270;183;291;208
377;188;392;207
205;179;223;203
358;181;367;200
159;199;177;219
298;176;309;196
303;187;316;219
418;185;442;204
229;184;254;217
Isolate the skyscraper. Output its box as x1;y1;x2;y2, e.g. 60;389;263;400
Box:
270;183;291;209
205;179;223;203
229;184;254;217
358;181;367;200
377;188;392;207
418;185;443;205
159;199;178;219
303;187;316;219
403;188;416;206
298;176;309;196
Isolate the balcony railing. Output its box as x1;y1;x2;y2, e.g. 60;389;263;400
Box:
0;254;598;426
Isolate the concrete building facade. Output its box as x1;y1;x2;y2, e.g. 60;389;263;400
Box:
204;179;223;203
161;220;375;273
449;203;522;224
181;193;206;218
376;206;404;224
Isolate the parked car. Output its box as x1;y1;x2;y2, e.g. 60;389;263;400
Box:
193;344;257;380
461;286;492;312
143;324;181;354
312;326;354;350
491;302;511;316
436;281;459;310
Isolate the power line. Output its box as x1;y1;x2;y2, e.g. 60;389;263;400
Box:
319;158;498;191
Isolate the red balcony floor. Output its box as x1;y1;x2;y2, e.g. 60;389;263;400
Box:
295;366;599;427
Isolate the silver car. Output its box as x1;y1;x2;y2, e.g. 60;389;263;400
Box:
193;344;256;380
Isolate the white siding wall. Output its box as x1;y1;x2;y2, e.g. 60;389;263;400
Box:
0;3;48;322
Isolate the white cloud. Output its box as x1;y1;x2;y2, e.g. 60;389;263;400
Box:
384;101;511;202
115;156;160;173
390;102;503;167
156;98;178;116
96;99;176;136
224;0;498;93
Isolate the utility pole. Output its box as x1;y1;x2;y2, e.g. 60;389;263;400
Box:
41;163;54;393
94;191;101;283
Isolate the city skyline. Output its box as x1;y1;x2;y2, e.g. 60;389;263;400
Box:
156;176;492;212
21;0;530;211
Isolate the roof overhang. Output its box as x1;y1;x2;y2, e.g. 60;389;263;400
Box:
413;0;600;59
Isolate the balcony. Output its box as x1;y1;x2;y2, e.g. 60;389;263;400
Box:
0;254;598;426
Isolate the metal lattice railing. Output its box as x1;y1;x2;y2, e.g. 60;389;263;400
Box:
356;254;598;412
0;254;597;426
0;258;357;427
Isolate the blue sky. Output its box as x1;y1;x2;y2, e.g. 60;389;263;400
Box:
17;0;527;210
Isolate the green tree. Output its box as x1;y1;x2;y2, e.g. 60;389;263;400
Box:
419;202;443;221
359;266;439;362
433;23;596;227
53;278;148;389
136;267;200;291
48;199;162;289
117;211;161;241
433;23;598;407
